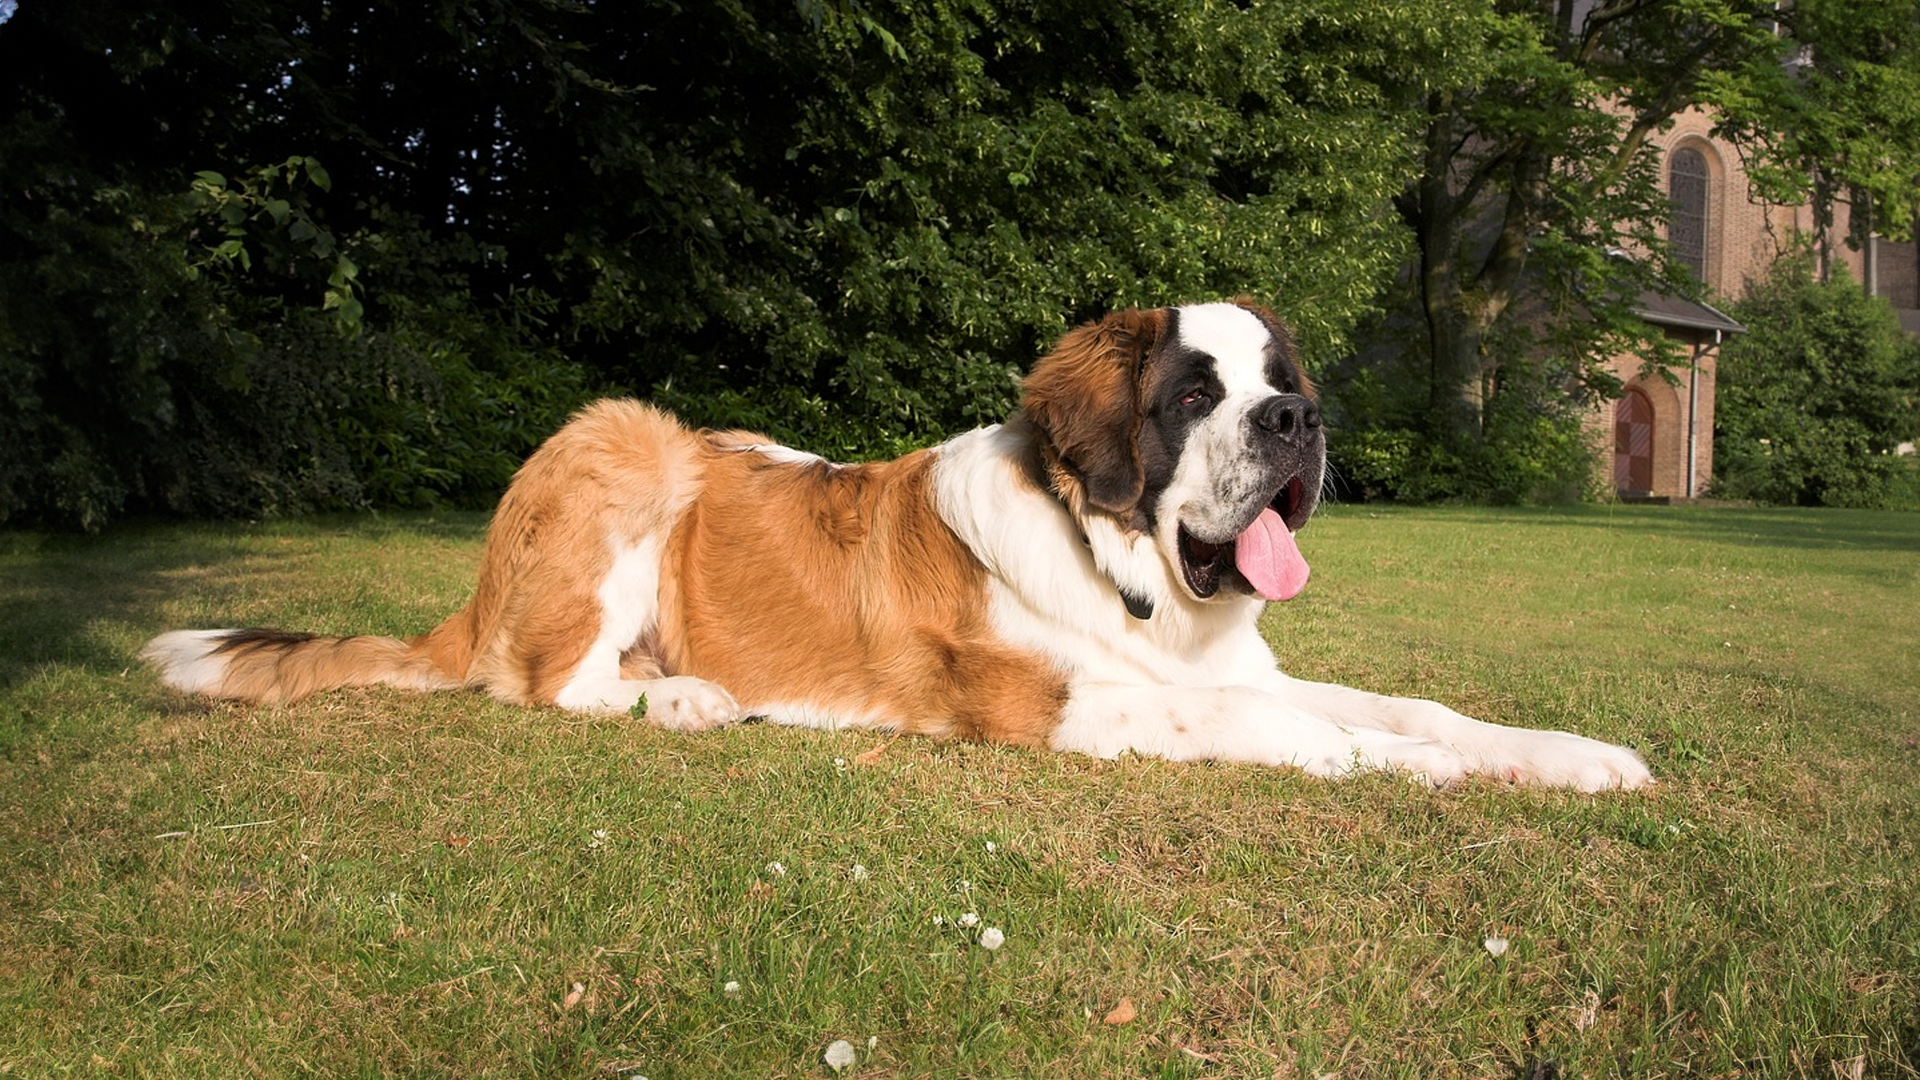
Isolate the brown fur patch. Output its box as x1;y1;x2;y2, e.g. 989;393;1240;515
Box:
656;445;1068;746
455;399;706;704
1020;308;1166;520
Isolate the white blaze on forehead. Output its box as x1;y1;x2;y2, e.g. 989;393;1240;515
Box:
1174;303;1278;396
1160;303;1295;549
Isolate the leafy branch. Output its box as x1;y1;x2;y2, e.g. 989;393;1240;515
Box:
186;155;363;330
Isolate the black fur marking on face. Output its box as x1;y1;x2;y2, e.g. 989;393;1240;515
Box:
1133;312;1229;534
1262;338;1303;396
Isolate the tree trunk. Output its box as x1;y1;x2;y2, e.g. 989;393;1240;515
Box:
1413;99;1487;449
1421;281;1487;448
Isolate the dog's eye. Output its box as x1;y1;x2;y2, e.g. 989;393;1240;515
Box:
1178;388;1212;408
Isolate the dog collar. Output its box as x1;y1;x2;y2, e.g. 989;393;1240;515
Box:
1075;530;1155;621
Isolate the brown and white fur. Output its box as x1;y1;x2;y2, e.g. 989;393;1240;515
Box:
144;301;1652;791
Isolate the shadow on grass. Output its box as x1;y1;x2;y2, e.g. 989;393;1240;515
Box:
1602;505;1920;556
1404;503;1920;557
0;513;490;751
1551;503;1912;553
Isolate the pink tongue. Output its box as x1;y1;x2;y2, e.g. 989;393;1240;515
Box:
1234;507;1310;601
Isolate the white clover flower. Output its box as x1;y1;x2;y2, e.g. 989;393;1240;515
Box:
723;980;741;996
833;757;848;768
979;927;1005;951
849;863;870;881
932;915;944;926
589;829;609;849
958;912;979;929
823;1039;857;1072
956;879;972;893
765;861;786;876
985;840;997;854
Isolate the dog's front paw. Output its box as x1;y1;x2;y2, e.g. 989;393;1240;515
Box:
1485;731;1654;792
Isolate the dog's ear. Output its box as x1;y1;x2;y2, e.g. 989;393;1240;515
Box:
1020;308;1164;515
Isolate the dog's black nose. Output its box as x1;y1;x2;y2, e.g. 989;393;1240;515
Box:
1254;395;1320;440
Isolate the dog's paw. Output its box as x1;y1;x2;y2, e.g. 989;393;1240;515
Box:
1483;730;1654;792
636;676;744;732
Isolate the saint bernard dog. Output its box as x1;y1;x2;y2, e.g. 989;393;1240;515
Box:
144;301;1652;791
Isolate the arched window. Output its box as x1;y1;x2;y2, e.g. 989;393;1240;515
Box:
1669;147;1710;280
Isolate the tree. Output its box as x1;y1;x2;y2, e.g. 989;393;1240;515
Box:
0;0;603;528
1322;0;1920;503
538;0;1452;451
1391;2;1783;449
0;0;1466;527
12;1;1911;526
1715;0;1920;267
1714;259;1920;508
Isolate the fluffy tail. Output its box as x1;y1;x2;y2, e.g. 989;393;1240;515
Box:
141;626;465;704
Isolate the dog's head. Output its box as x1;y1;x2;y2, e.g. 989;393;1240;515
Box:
1021;300;1323;607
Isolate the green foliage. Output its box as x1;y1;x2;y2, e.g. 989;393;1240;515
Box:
187;156;363;330
553;0;1430;452
0;0;1441;524
1327;404;1600;507
0;116;593;527
1335;0;1917;507
1476;357;1609;505
1713;259;1920;508
1327;287;1613;505
1711;0;1920;242
1389;0;1785;456
0;114;213;529
3;1;1915;525
1377;0;1920;504
1888;456;1920;511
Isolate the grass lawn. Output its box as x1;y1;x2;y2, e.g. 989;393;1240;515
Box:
1;504;1915;1078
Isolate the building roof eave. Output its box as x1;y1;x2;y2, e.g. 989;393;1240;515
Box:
1632;288;1746;336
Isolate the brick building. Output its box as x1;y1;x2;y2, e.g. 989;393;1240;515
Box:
1591;107;1920;500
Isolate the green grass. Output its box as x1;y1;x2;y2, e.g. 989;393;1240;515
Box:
1;505;1916;1078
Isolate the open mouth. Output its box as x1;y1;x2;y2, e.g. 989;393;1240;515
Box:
1177;474;1310;599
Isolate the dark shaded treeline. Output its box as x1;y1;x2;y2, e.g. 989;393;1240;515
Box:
2;0;1914;527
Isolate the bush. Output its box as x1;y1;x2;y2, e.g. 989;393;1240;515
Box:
0;145;596;528
1323;331;1603;505
1712;259;1920;508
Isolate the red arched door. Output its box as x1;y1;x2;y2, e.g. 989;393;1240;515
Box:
1614;389;1653;493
